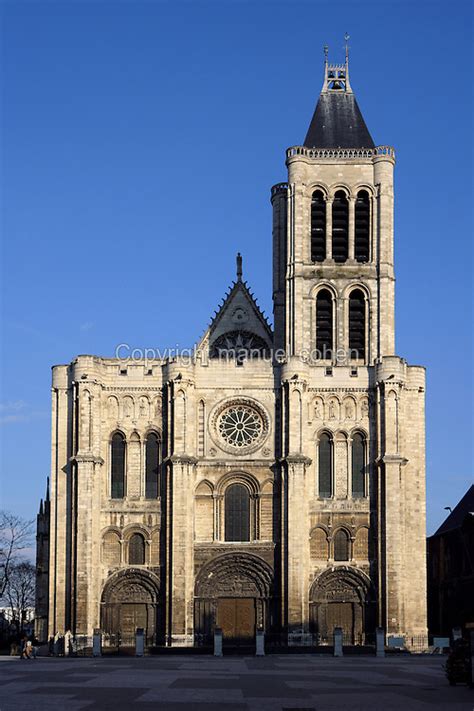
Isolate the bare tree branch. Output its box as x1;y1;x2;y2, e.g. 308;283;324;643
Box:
5;562;36;634
0;511;34;598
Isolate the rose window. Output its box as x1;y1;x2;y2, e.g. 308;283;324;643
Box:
218;405;263;448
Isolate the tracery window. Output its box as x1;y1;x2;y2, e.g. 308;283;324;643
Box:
311;190;326;262
318;432;333;498
111;432;125;499
224;483;250;542
218;405;263;449
145;432;160;499
128;533;145;565
316;289;333;357
334;529;350;561
332;190;349;262
351;432;366;497
355;190;370;262
348;289;366;360
210;331;269;361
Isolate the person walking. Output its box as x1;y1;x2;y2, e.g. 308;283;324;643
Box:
19;634;30;660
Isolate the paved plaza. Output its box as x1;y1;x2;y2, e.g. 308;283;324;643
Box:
0;654;472;711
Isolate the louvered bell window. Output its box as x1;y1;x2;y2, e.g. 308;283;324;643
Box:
332;191;349;263
355;190;370;262
311;190;326;262
316;289;333;357
348;289;366;360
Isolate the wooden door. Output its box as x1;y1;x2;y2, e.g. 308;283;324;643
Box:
216;598;255;646
120;603;148;642
326;602;354;643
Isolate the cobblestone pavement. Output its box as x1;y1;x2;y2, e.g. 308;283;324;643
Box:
0;654;472;710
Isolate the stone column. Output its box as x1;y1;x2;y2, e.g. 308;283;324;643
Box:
375;365;409;637
374;154;395;356
73;454;104;636
348;196;355;260
168;455;197;647
325;198;333;260
48;372;71;638
286;454;311;645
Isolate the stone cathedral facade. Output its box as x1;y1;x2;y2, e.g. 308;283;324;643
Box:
36;53;428;648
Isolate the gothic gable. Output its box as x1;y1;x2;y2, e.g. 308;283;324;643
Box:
199;262;273;358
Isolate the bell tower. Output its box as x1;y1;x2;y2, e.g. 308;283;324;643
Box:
272;43;427;643
272;41;396;364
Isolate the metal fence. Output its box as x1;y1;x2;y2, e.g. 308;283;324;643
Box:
264;631;375;652
45;631;437;657
405;635;431;653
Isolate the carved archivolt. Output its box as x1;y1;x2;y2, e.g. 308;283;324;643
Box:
195;552;273;599
309;566;372;604
101;568;160;605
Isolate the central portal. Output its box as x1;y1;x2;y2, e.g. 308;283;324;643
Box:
217;598;255;646
194;552;273;648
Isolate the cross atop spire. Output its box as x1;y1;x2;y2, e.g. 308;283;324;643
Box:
321;35;352;94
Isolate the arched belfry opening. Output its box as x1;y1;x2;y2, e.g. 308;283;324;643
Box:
194;552;273;647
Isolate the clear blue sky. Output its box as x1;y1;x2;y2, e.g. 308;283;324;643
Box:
1;0;472;535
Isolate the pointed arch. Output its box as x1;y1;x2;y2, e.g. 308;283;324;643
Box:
311;189;326;262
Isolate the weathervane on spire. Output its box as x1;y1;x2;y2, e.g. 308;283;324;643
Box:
344;32;350;61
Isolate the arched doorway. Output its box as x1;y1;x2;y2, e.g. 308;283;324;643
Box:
100;568;160;646
194;552;273;647
309;566;374;644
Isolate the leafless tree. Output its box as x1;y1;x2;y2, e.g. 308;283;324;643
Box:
0;511;34;598
4;562;36;634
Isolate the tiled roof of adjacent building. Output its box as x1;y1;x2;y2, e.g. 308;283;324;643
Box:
432;484;474;536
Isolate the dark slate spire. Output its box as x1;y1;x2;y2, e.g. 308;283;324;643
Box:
304;38;374;149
